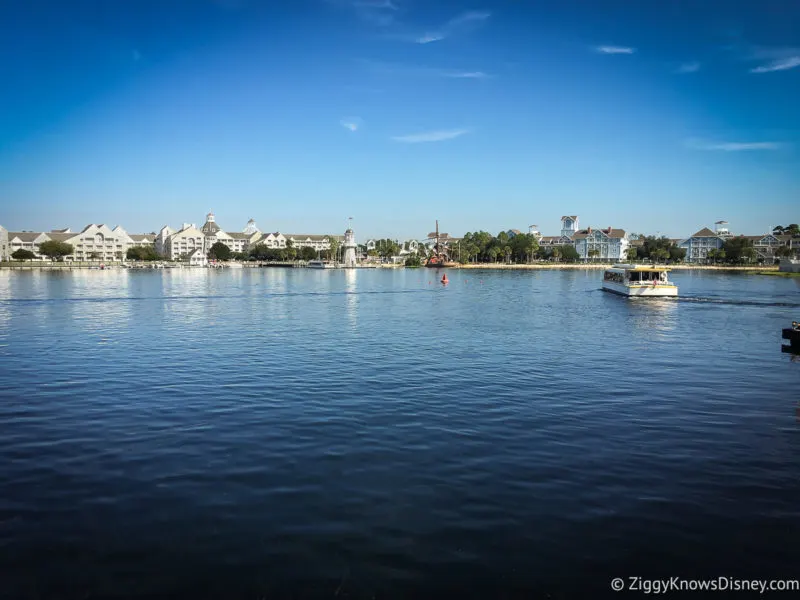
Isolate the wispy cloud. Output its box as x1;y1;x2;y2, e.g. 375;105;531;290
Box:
676;61;700;73
726;43;800;74
687;138;784;151
340;117;363;132
444;70;489;79
595;45;636;55
414;10;490;44
751;56;800;73
358;59;490;79
391;129;470;143
326;0;398;26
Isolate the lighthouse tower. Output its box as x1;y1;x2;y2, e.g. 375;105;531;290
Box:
343;218;357;268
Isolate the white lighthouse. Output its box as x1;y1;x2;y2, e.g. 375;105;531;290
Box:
343;218;357;268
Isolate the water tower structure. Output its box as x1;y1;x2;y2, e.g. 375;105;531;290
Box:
343;217;358;268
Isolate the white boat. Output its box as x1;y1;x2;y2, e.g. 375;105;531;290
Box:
602;264;678;297
307;260;337;269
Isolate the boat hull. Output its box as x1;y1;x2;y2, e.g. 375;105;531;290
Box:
308;261;336;269
602;281;678;297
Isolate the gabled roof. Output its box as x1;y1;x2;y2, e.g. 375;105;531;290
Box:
690;227;718;238
130;234;155;242
228;232;253;239
47;233;77;243
51;228;71;233
9;232;47;242
285;234;343;242
561;215;578;220
539;235;573;243
572;227;626;240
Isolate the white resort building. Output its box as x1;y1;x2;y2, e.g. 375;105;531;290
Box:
6;224;156;262
156;213;262;260
573;226;629;261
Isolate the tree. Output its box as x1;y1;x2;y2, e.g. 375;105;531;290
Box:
707;248;725;264
651;248;670;263
551;246;562;262
11;249;35;261
587;249;600;261
560;245;580;262
127;246;161;261
38;240;74;261
300;246;317;261
722;237;756;264
404;255;421;267
626;247;639;261
668;246;686;262
327;236;341;262
89;252;101;261
208;242;232;261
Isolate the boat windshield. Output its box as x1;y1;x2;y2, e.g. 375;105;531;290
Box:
628;270;667;283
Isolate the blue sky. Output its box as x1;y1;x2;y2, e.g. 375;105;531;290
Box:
0;0;798;240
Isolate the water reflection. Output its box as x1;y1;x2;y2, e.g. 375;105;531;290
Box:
344;268;358;329
626;298;678;337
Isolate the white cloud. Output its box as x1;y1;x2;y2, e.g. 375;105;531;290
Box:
327;0;398;26
595;45;636;55
415;10;491;44
444;70;489;79
687;139;784;151
750;56;800;73
676;61;700;73
391;129;470;143
358;59;490;79
340;117;363;132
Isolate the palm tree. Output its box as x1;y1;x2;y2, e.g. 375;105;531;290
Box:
588;249;600;262
551;246;562;262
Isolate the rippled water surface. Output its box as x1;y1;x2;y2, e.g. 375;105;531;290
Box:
1;268;799;598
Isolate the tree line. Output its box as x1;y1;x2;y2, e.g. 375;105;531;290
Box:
626;236;686;263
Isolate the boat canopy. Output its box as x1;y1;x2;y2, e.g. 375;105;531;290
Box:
610;264;671;272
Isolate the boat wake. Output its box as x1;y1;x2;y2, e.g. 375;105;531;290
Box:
677;296;800;308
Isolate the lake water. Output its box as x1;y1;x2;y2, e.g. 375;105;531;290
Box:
1;268;799;598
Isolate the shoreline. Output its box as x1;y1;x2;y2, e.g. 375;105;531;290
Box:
455;263;778;271
0;263;782;272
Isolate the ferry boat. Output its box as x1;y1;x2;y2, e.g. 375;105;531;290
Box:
308;260;337;269
602;264;678;297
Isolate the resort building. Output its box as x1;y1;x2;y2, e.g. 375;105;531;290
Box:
256;232;288;249
572;227;629;261
200;212;261;255
678;227;726;263
0;225;8;261
537;235;574;249
561;215;579;238
6;224;151;262
183;248;208;267
531;216;578;250
156;213;261;260
744;233;790;262
7;231;51;258
162;224;205;260
283;234;344;252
